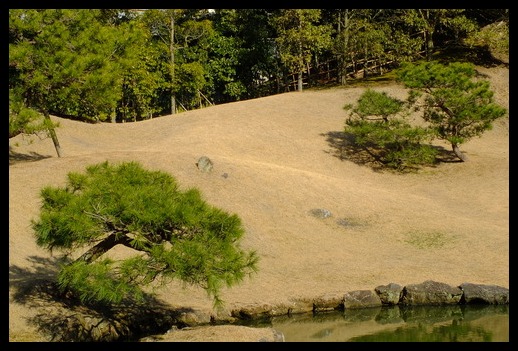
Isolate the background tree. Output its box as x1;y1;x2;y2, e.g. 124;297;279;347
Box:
463;12;509;64
273;9;332;91
206;10;247;103
113;12;170;122
397;61;507;162
325;9;423;85
141;9;184;114
174;11;215;110
344;89;437;171
231;9;284;98
31;161;259;308
344;14;391;78
398;9;478;61
9;9;146;154
141;9;214;114
209;9;280;102
329;9;351;85
117;39;170;122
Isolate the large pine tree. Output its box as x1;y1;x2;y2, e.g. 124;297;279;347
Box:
32;161;259;308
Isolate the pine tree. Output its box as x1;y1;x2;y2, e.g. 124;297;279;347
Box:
32;161;259;308
344;89;437;171
397;61;507;161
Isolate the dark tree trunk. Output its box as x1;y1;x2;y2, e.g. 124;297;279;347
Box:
76;233;133;264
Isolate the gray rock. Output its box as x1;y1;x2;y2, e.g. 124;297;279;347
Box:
375;283;403;305
231;302;288;319
459;283;509;305
196;156;213;173
175;309;212;326
400;280;463;305
286;298;315;315
313;292;344;312
344;290;382;309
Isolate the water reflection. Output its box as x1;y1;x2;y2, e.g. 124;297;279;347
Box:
246;304;509;342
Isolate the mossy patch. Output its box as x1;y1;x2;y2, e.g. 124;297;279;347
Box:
403;230;455;249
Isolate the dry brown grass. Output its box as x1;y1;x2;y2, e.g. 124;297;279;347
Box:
9;65;508;342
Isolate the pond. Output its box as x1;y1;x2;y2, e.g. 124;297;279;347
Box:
240;304;509;342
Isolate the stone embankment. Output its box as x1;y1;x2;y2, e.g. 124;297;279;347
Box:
204;280;509;323
141;280;508;342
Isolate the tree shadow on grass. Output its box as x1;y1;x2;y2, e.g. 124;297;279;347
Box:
9;256;199;341
9;147;51;165
321;130;461;173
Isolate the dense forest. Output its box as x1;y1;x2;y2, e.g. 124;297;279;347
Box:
9;9;508;129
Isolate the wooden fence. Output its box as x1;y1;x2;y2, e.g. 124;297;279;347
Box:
283;51;425;91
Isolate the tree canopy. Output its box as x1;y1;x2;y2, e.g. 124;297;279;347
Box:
31;161;259;308
344;89;437;171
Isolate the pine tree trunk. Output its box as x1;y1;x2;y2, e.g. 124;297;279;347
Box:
170;15;176;115
452;143;468;162
44;111;62;158
337;9;349;86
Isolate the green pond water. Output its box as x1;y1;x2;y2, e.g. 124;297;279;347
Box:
241;304;509;342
